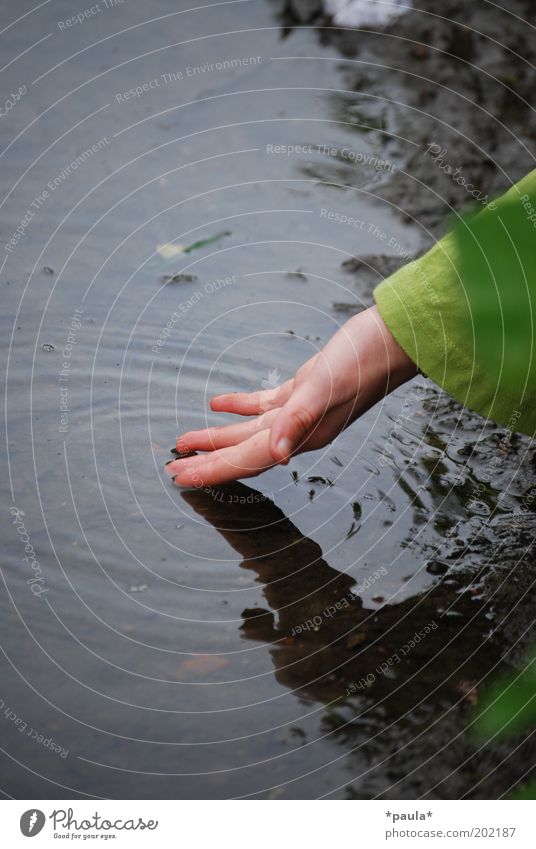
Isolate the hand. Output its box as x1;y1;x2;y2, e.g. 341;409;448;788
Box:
166;305;417;487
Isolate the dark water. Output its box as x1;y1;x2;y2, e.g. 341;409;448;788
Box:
1;0;535;799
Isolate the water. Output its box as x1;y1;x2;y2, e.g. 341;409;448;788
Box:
1;0;535;799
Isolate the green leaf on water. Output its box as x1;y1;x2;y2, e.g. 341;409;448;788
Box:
183;230;231;254
156;230;231;262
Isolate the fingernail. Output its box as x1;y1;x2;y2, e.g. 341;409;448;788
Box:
172;447;196;458
165;461;180;474
164;460;173;466
276;438;292;459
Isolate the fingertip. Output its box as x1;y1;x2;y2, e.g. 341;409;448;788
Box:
169;462;202;488
166;455;198;476
176;437;202;454
171;473;193;489
210;394;231;411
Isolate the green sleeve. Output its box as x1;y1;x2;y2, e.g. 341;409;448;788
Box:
374;169;536;438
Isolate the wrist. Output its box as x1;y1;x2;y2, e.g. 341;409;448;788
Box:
353;305;418;396
374;304;418;389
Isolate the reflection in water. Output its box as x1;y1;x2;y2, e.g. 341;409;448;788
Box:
182;481;522;798
327;92;391;135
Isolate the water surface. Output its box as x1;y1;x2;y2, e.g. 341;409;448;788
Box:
1;0;535;799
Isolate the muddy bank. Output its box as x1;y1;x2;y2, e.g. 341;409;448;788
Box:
277;0;536;237
269;0;536;797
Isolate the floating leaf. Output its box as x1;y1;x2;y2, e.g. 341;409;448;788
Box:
157;230;230;261
183;230;231;254
157;243;185;259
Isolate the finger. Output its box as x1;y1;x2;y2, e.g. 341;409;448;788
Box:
176;409;277;452
210;353;320;416
168;429;276;487
210;380;294;416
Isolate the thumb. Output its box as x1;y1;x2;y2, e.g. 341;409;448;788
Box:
269;367;334;462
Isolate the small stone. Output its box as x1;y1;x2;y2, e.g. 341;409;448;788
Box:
410;44;430;60
426;560;449;576
455;679;478;705
346;632;367;649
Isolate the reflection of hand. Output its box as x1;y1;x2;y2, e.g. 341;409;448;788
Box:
166;305;417;487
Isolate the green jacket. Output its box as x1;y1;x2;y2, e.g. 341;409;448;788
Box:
374;169;536;438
